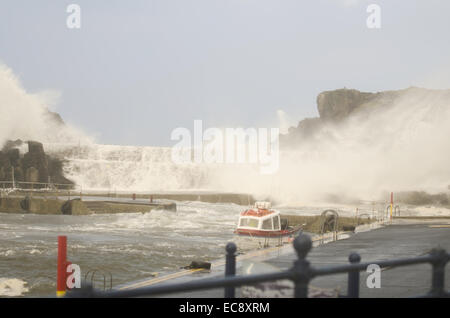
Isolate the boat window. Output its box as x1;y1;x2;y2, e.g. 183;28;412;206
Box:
239;218;259;228
273;216;280;230
262;218;273;230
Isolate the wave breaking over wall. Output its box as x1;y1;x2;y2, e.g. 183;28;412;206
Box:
45;144;214;191
2;63;450;204
276;87;450;203
0;64;92;147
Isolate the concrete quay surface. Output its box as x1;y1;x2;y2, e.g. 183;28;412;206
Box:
265;222;450;297
118;221;450;298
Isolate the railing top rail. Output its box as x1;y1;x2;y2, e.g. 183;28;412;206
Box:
0;181;74;186
71;271;292;298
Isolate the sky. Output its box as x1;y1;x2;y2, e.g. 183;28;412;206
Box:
1;0;450;146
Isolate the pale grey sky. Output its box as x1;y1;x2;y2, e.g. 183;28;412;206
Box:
1;0;449;146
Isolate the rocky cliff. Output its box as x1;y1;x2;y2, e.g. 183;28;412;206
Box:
281;87;450;146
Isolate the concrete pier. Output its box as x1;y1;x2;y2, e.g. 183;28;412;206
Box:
81;191;255;206
0;195;176;215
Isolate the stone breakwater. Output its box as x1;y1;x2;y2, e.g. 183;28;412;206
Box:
0;196;176;215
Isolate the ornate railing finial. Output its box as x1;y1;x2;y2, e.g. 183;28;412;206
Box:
294;234;312;260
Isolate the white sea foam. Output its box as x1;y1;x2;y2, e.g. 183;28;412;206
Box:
0;278;29;297
402;206;450;217
0;250;16;257
29;249;42;255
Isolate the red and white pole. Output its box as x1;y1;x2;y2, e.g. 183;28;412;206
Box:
57;236;67;297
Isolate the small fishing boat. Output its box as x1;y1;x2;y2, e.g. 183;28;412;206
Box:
234;202;302;248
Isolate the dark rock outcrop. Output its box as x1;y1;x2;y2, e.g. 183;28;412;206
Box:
317;89;375;122
43;109;66;126
0;140;74;188
22;141;49;183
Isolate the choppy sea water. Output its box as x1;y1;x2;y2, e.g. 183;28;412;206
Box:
0;201;242;297
1;200;442;297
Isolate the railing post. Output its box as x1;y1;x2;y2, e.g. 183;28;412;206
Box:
224;242;237;298
292;234;312;298
347;252;361;298
429;248;447;297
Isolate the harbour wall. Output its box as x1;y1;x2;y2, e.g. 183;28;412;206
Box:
0;196;176;215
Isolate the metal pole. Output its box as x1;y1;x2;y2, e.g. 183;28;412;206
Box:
390;192;393;222
57;236;68;297
11;167;15;189
347;253;361;298
224;242;237;298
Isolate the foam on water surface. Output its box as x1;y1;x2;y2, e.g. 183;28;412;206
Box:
0;278;29;297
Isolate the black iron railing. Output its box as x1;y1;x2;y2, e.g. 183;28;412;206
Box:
67;234;450;298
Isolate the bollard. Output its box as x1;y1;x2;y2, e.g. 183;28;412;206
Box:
292;234;312;297
224;242;237;298
347;253;361;298
150;195;153;203
57;236;68;297
429;248;447;297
